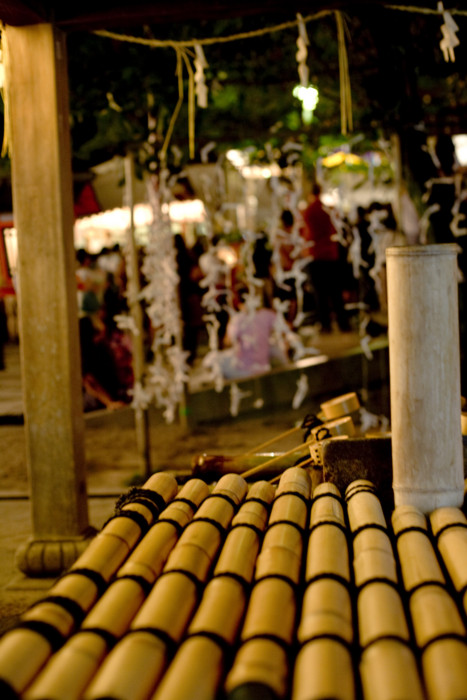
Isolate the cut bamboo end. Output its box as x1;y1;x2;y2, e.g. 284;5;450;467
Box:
0;628;52;696
320;392;360;420
23;632;107;700
421;638;467;700
241;578;296;644
311;415;356;440
131;571;198;642
360;639;424;700
305;525;350;583
313;482;342;499
276;467;311;500
84;632;168;700
225;639;289;699
152;637;224;700
429;506;467;536
310;490;345;528
188;576;246;643
298;579;353;645
213;473;248;505
246;480;276;504
142;472;179;504
346;481;387;533
357;582;409;649
292;639;355;700
409;584;466;649
214;527;261;581
82;578;146;637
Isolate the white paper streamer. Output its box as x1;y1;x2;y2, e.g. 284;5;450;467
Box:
292;373;309;410
230;382;252;417
296;13;310;87
194;42;209;108
438;1;460;62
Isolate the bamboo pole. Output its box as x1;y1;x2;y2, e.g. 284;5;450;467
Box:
386;244;464;512
124;151;151;479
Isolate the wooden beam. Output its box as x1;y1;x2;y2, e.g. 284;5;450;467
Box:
5;23;94;575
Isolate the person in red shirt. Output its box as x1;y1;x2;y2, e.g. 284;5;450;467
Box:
302;183;350;332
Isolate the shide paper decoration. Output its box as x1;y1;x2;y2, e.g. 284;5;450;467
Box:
95;6;465;422
438;1;460;62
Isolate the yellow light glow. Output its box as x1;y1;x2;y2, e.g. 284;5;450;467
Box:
293;85;319;124
321;151;363;168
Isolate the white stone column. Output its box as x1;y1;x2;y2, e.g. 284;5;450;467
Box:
5;23;93;575
386;244;464;512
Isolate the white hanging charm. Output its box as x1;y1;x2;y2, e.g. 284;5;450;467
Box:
296;13;310;87
194;42;209;108
438;2;460;62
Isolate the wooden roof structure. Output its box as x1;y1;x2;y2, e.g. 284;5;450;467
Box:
0;1;432;28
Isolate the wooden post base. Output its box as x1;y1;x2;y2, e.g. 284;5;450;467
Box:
15;528;97;577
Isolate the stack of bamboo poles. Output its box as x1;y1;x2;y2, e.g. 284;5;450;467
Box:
0;472;179;698
347;480;425;700
84;473;247;700
224;467;310;699
2;469;467;699
22;478;209;700
152;480;275;700
393;505;467;700
292;481;354;700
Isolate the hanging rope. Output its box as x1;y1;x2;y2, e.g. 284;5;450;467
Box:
0;25;10;157
93;10;332;48
335;11;353;136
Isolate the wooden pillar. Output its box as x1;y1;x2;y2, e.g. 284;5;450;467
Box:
4;23;93;575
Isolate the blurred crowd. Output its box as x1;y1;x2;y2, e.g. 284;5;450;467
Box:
75;188;408;408
76;244;134;412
